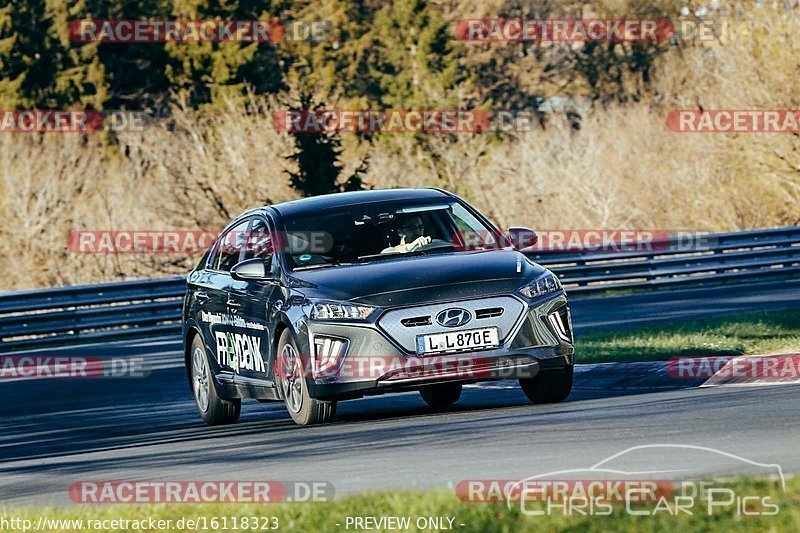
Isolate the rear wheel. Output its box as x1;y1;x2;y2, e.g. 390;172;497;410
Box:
276;329;336;426
419;383;462;408
519;367;573;404
191;335;241;425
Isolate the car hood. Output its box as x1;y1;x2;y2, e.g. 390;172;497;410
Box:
287;250;545;307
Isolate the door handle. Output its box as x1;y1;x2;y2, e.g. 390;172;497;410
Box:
195;291;209;302
227;298;242;312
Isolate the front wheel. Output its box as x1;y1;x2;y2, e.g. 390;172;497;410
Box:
276;329;336;426
190;335;241;425
519;367;573;404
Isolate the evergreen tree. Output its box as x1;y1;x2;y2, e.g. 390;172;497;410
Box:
165;0;284;107
368;0;467;108
0;0;105;108
81;0;172;110
285;92;366;197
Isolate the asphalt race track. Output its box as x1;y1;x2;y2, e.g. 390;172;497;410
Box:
1;281;800;505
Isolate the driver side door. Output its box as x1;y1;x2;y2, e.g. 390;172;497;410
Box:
226;216;278;390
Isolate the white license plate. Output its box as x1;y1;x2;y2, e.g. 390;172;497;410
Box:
416;327;499;355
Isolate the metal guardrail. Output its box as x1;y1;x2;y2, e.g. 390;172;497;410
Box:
0;278;186;351
1;226;799;351
530;226;800;292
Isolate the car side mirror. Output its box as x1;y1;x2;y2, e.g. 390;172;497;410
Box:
506;227;538;250
230;258;277;282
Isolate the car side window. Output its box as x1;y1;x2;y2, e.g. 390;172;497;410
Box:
242;217;274;264
214;220;251;272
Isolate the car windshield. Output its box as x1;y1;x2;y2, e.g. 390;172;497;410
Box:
281;200;503;270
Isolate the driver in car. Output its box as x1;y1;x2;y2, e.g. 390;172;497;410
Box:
381;215;432;254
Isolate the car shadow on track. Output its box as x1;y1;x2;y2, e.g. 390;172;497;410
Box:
0;365;701;465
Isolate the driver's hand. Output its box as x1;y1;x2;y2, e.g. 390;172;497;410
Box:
380;235;432;254
405;236;431;251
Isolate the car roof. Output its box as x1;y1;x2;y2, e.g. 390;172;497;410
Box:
267;188;452;217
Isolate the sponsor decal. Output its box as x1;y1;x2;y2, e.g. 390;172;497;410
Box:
200;311;266;331
215;332;266;374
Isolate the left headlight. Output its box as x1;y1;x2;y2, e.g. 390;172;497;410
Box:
309;300;377;320
519;271;562;299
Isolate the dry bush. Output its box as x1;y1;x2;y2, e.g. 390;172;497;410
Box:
0;134;119;288
651;4;800;227
0;98;295;290
364;105;765;232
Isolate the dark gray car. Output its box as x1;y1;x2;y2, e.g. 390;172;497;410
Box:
183;188;574;426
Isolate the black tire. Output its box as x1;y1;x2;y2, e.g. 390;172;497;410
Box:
276;329;336;426
419;383;462;408
519;367;573;404
190;334;241;425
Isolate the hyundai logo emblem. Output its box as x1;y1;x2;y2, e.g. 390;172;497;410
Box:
436;308;472;328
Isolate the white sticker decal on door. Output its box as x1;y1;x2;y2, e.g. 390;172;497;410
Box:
215;332;266;373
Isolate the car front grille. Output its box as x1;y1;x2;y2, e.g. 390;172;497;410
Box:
401;316;433;327
475;307;504;319
377;296;526;353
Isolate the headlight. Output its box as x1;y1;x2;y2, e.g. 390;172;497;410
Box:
309;300;376;320
519;271;562;299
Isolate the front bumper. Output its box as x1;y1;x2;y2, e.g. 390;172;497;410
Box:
301;292;574;401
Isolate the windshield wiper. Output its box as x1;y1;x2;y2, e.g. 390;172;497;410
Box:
293;260;361;271
292;263;335;271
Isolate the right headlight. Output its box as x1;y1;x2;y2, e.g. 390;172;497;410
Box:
519;271;562;299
